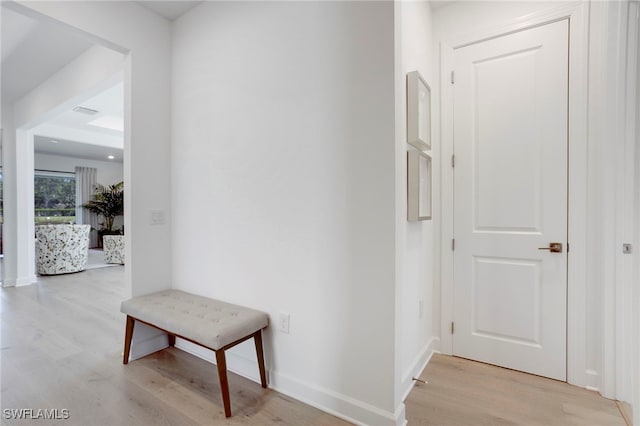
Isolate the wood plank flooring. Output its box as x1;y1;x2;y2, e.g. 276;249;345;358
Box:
1;266;628;426
0;267;346;426
405;354;627;426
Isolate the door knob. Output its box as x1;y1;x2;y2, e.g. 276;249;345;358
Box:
538;242;563;253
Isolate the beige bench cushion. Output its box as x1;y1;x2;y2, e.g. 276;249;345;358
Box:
120;289;269;350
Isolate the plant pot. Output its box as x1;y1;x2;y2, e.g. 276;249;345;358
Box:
98;229;123;249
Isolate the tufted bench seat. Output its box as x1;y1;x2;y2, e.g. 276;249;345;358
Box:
120;289;269;417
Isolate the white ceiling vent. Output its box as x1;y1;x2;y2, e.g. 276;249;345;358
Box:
72;106;99;115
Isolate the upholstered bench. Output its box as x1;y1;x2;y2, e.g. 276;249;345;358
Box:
120;289;269;417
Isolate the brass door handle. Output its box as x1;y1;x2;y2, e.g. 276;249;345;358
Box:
538;242;563;253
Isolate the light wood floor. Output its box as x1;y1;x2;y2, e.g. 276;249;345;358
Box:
1;267;629;426
405;354;628;426
0;267;346;426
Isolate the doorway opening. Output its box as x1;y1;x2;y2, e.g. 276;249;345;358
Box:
1;3;126;283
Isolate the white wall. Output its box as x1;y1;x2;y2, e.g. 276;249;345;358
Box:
393;0;438;413
433;1;559;42
35;153;123;186
632;2;640;416
625;2;640;421
1;101;19;285
172;2;397;424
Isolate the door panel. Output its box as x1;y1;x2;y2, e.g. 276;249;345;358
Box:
453;20;569;380
473;257;542;345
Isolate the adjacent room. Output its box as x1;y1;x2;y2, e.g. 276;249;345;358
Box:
32;82;125;271
2;5;126;281
1;1;639;425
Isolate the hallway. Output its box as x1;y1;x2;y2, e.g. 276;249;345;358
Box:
405;354;628;425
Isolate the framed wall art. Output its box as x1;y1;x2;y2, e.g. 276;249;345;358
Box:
407;149;432;221
406;70;431;151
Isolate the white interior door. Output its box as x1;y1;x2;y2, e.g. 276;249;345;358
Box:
452;20;569;380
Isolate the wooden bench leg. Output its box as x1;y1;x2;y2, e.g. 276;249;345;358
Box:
215;350;232;417
168;334;176;347
123;315;135;364
254;330;267;388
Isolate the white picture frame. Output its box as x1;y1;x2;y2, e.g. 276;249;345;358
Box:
406;70;431;151
407;149;432;221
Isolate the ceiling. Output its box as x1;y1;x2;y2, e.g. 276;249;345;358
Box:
430;1;458;11
33;82;125;163
1;1;204;164
1;7;93;103
34;136;123;163
136;1;203;21
1;4;123;163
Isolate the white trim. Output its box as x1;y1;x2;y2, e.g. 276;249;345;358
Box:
128;333;169;362
626;1;640;421
394;404;407;426
439;1;590;385
15;275;38;287
395;340;439;426
34;170;75;178
2;274;38;287
589;0;639;402
632;2;640;422
127;322;170;362
439;42;455;355
585;369;601;393
270;369;398;426
400;337;439;402
565;0;590;390
175;338;400;426
616;0;639;406
446;2;585;49
615;0;640;411
174;338;263;385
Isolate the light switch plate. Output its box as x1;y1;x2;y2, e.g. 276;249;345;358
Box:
151;209;165;226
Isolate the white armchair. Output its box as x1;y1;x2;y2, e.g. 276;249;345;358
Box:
103;235;124;264
35;224;90;275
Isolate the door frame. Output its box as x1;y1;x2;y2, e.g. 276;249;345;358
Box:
439;1;590;388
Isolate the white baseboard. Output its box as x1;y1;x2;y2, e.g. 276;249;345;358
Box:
394;403;408;426
174;338;262;384
128;324;169;361
174;338;398;425
585;369;600;392
3;274;38;287
16;275;37;286
135;331;414;425
400;337;439;402
391;338;439;426
269;369;398;426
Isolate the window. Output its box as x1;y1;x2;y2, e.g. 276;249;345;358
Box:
34;170;76;224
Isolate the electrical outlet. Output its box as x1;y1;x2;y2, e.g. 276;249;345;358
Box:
278;312;290;334
418;300;424;319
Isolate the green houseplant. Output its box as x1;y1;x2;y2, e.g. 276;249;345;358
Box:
83;182;124;245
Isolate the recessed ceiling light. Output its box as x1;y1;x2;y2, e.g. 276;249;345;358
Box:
72;106;99;115
50;140;59;144
108;155;115;160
